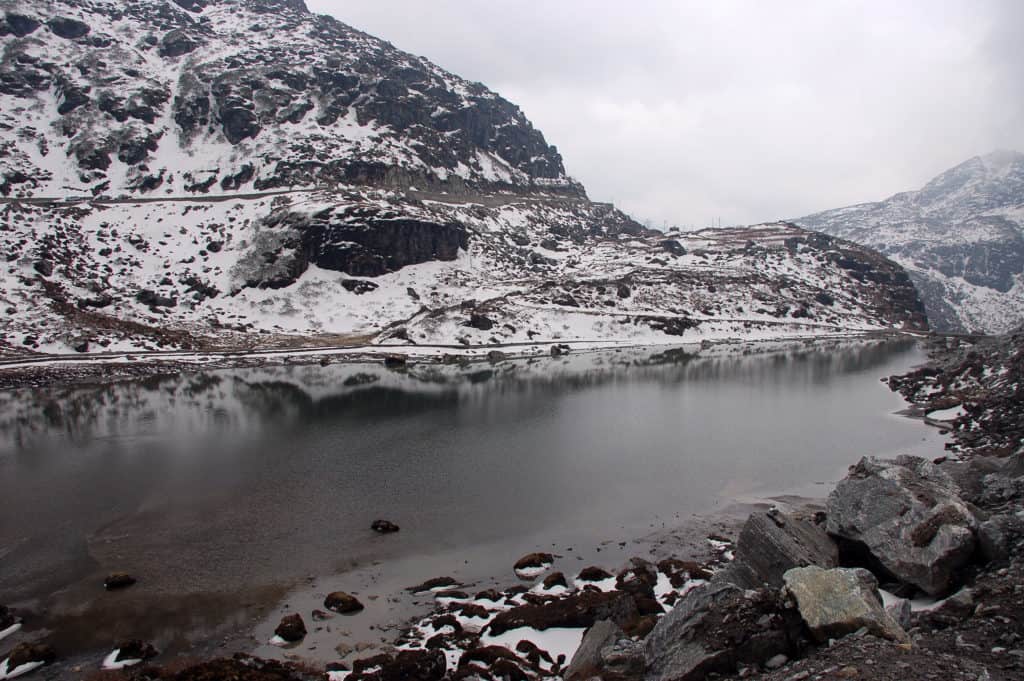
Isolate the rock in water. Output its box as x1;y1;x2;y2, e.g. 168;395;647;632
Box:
274;613;307;642
324;592;364;614
104;572;136;590
513;552;554;578
783;566;909;643
826;455;977;595
716;508;838;589
643;584;803;681
371;519;400;533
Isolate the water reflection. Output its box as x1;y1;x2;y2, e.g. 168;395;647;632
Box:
0;338;915;450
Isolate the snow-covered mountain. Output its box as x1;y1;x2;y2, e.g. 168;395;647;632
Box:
795;151;1024;333
0;0;927;356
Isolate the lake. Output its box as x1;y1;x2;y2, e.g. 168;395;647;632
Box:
0;338;942;662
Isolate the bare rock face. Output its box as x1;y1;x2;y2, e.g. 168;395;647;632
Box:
826;455;978;596
715;509;838;589
643;584;804;681
783;566;909;643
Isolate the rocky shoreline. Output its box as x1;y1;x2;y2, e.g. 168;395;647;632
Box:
1;331;1021;680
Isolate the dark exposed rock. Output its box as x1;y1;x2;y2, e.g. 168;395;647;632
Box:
164;654;304;681
303;215;468;277
5;13;41;37
826;455;977;596
47;16;90;39
137;289;177;308
467;313;494;330
160;29;201;58
33;260;53;276
353;649;445;681
324;591;364;614
219;105;261;144
273;613;306;642
371;519;400;533
0;605;16;630
659;239;686;256
104;572;136;590
488;589;638;636
341;278;378;294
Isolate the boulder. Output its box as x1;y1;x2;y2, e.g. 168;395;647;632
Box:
406;576;458;593
643;584;803;681
826;455;977;595
324;591;364;614
514;552;554;578
565;620;644;681
719;509;838;589
977;511;1024;562
274;613;307;642
487;590;637;636
782;566;909;643
104;572;136;590
47;16;90;39
3;642;55;671
885;596;912;630
371;519;400;533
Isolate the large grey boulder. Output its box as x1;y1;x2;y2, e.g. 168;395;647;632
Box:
783;566;909;643
643;584;802;681
826;455;977;595
714;509;838;589
978;511;1024;562
565;620;643;681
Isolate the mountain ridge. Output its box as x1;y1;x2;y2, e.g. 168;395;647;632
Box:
795;150;1024;333
0;0;928;356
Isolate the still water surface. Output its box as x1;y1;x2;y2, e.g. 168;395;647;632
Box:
0;339;937;651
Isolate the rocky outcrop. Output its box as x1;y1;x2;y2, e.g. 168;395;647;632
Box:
826;455;978;596
783;566;909;643
643;584;804;681
302;215;468;278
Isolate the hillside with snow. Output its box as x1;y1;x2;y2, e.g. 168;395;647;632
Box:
795;151;1024;333
0;0;927;357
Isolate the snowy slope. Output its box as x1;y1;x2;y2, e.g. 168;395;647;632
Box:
0;0;928;356
795;151;1024;333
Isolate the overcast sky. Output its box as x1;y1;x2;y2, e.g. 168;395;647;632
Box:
307;0;1024;228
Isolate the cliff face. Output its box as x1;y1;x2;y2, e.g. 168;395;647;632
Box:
796;151;1024;333
0;1;926;355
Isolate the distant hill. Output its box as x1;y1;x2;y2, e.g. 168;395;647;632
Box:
795;151;1024;333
